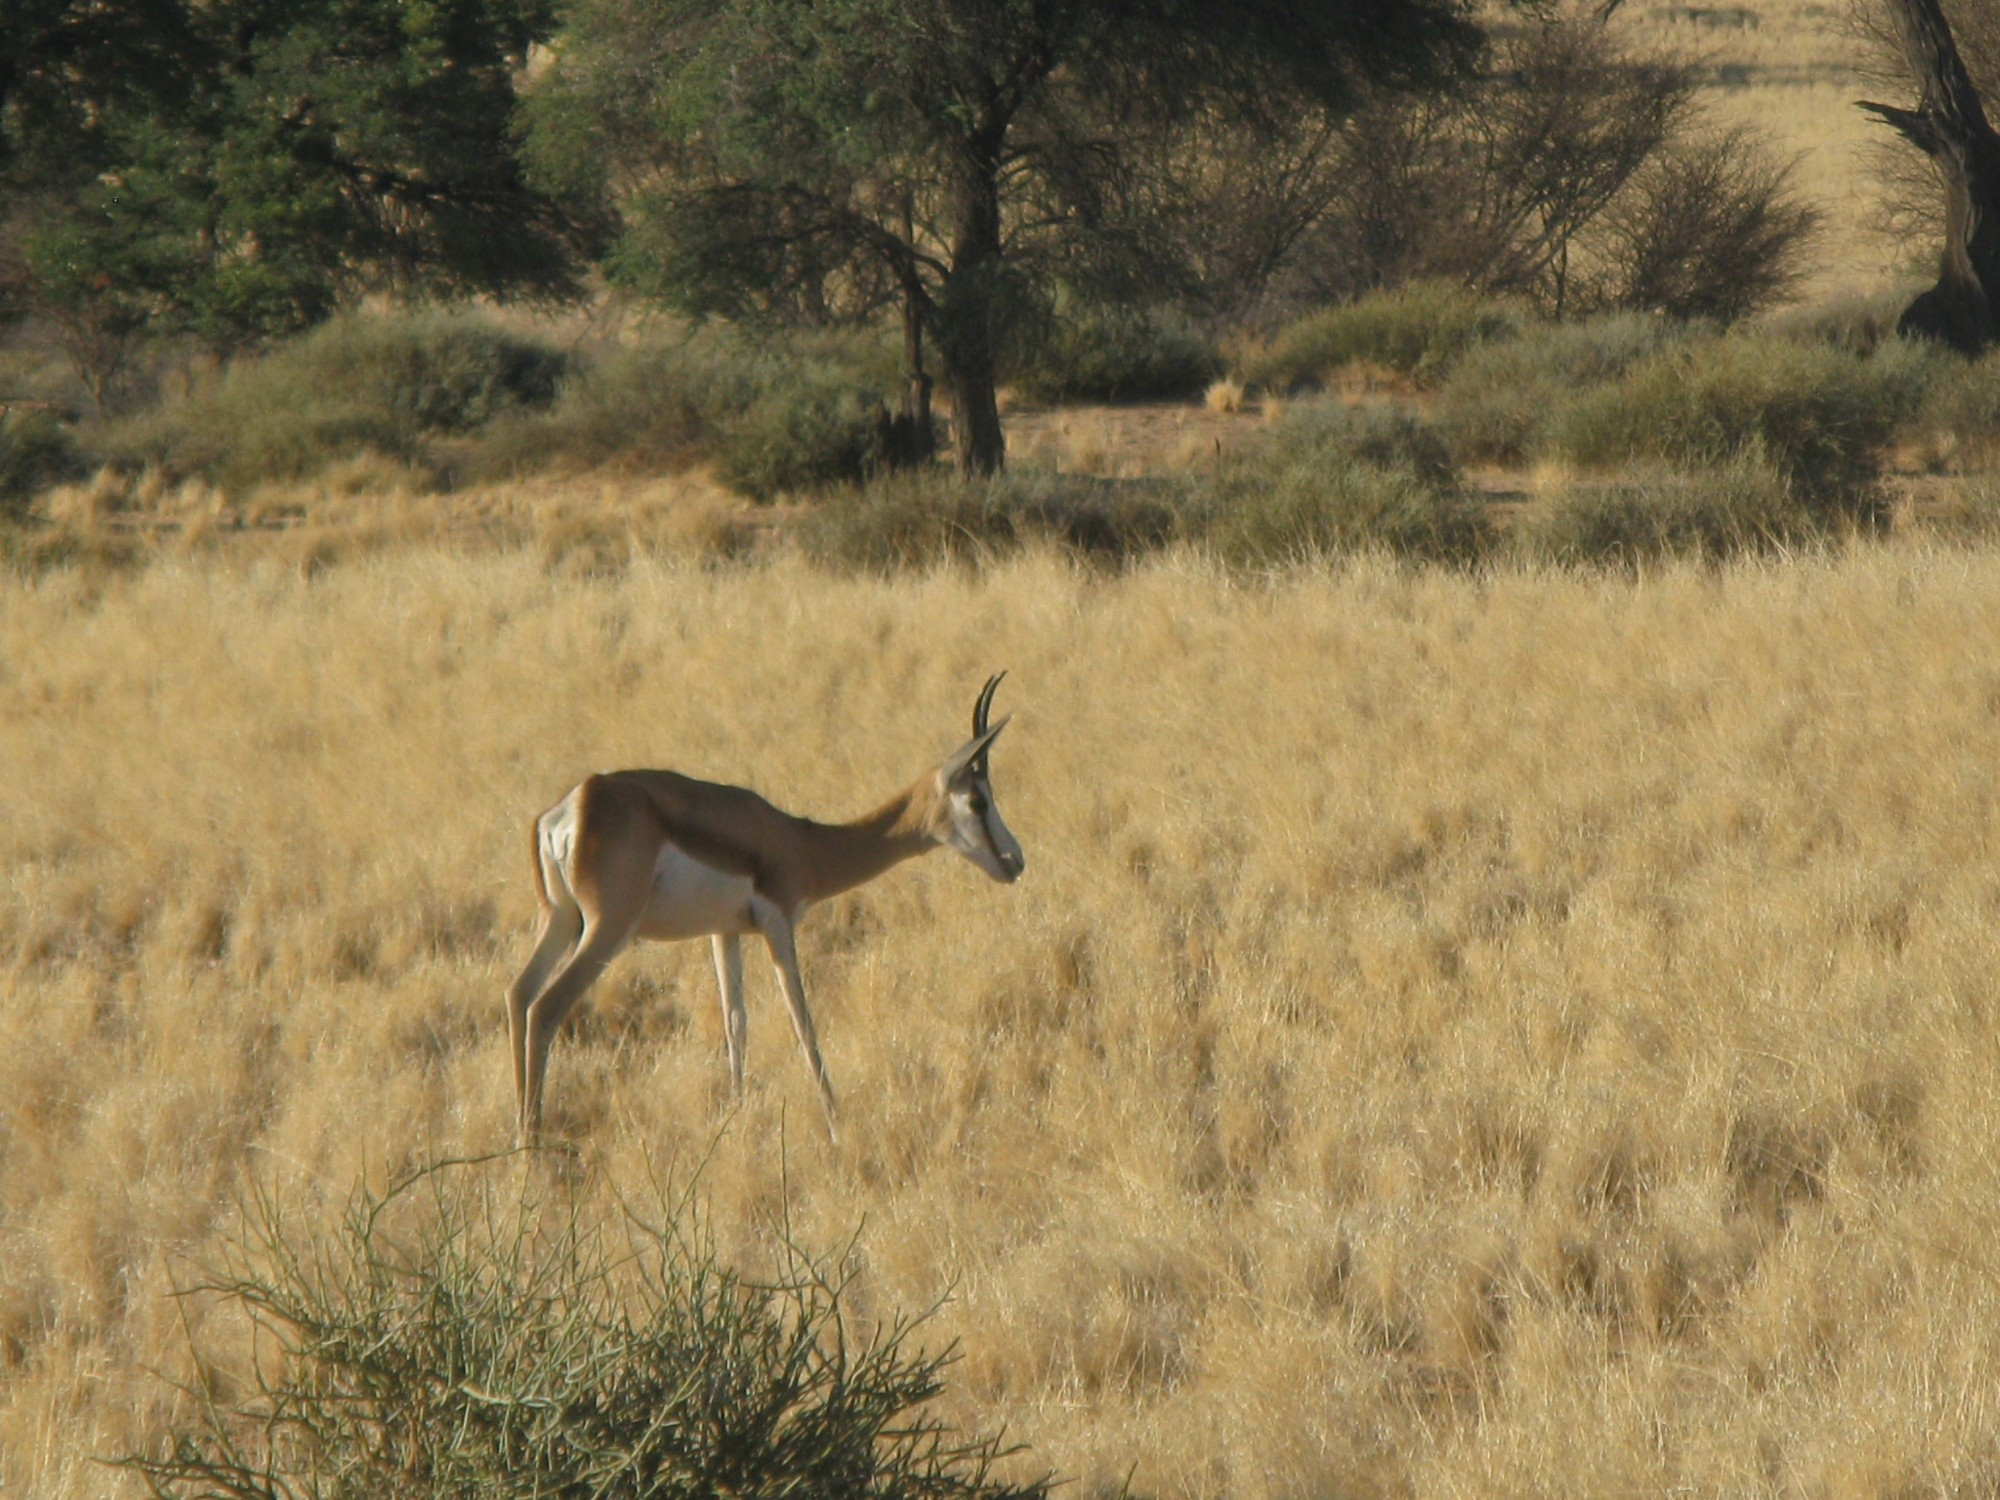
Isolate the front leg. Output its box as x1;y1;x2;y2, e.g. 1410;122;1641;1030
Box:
752;901;839;1140
710;933;747;1096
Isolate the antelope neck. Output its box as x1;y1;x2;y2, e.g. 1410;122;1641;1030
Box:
794;780;940;905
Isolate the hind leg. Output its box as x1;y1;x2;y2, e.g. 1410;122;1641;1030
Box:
518;912;640;1146
507;902;583;1133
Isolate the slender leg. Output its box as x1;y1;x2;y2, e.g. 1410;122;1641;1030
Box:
506;903;583;1131
755;906;839;1139
519;914;638;1146
711;933;747;1095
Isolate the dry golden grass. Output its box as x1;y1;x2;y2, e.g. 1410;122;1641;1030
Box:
8;530;2000;1494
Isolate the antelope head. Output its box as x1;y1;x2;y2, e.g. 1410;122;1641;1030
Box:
936;672;1025;883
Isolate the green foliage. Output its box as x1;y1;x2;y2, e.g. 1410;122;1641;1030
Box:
1546;331;1933;510
1006;295;1223;404
524;0;1480;471
96;313;916;500
1521;447;1817;567
715;372;892;502
7;0;594;354
117;1160;1049;1499
1242;284;1524;393
0;0;201;190
478;328;904;499
0;407;80;518
289;311;567;434
107;310;566;490
1437;312;1686;465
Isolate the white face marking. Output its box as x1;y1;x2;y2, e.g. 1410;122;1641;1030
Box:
943;775;1025;883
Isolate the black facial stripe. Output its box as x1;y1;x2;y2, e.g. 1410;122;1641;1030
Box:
976;793;1007;857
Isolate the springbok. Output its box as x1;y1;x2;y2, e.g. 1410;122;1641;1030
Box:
506;675;1023;1146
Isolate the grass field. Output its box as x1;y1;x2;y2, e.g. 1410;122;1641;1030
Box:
6;533;2000;1494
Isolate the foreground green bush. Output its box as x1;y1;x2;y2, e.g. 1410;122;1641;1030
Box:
102;313;910;500
120;1162;1048;1500
1241;283;1523;394
473;338;751;479
715;362;904;501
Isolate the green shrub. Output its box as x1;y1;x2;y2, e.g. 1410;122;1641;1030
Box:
806;403;1491;573
1241;283;1523;394
0;407;81;517
293;310;568;433
800;469;1181;570
1521;446;1816;567
1545;331;1932;511
1197;402;1494;567
1007;295;1223;404
716;365;894;501
119;1162;1048;1500
106;309;568;491
482;328;906;499
473;340;746;479
1438;313;1687;464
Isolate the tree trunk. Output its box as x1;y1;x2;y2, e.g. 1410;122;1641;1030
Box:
897;197;936;467
1860;0;2000;351
938;146;1008;477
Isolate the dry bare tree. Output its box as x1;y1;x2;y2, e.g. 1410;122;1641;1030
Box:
1858;0;2000;349
1156;3;1816;323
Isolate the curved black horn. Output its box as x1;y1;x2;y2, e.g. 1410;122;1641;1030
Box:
973;672;1005;737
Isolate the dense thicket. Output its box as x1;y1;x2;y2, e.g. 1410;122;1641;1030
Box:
2;0;598;406
0;1;1847;480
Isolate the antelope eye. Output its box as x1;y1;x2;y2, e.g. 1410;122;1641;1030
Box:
968;791;988;816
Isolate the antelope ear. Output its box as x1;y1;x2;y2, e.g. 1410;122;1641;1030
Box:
941;715;1011;785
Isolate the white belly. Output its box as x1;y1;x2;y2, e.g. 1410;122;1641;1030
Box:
636;842;758;941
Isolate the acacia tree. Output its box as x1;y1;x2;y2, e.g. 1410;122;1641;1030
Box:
524;0;1481;475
